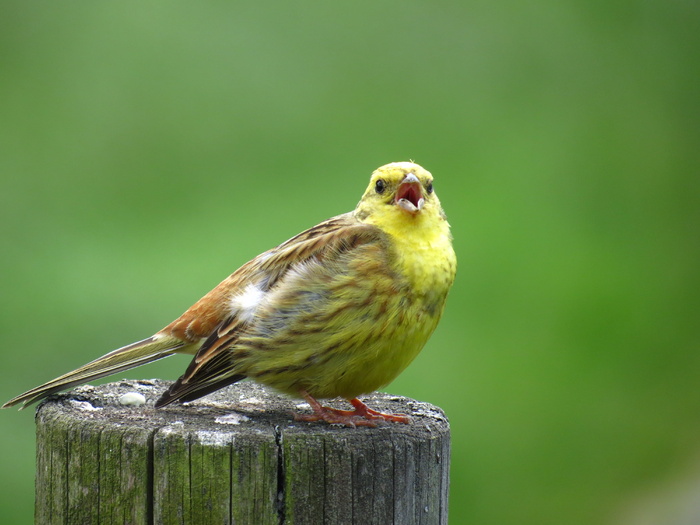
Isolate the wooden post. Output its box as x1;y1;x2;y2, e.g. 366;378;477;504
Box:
35;380;450;524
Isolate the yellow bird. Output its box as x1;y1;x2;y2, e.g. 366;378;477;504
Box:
4;162;456;426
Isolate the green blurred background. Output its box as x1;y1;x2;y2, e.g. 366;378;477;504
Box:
1;2;698;524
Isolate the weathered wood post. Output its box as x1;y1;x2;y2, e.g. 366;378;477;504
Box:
35;379;450;524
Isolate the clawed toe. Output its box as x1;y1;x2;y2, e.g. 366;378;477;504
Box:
295;391;411;427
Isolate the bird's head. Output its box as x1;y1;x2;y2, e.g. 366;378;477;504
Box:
355;162;446;234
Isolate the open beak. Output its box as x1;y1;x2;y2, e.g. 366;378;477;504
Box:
395;173;425;214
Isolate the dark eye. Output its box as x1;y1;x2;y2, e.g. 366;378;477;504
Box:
426;182;433;194
375;179;386;194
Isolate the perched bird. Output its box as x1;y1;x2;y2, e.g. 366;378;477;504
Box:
4;162;456;426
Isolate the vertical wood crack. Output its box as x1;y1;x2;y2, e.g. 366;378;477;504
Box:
146;427;156;525
274;424;286;524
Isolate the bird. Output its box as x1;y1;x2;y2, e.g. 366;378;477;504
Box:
3;161;456;426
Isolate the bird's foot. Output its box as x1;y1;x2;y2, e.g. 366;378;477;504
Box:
347;397;411;423
295;392;410;427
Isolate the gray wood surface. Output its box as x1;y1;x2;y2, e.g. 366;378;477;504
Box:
35;380;450;524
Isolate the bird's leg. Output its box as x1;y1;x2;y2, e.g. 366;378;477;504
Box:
348;397;410;424
294;391;410;427
295;391;377;427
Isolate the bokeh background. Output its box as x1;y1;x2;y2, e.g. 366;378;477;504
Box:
1;2;698;524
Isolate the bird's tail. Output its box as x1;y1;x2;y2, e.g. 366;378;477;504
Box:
2;334;192;409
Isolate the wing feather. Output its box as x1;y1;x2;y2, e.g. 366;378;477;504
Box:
162;213;358;340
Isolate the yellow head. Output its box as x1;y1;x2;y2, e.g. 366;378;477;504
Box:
355;161;448;238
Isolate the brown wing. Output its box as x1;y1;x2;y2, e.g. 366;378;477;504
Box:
161;212;358;341
155;212;388;406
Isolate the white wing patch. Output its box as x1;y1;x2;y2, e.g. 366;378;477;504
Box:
229;283;265;322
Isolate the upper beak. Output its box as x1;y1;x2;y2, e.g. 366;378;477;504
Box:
395;173;425;214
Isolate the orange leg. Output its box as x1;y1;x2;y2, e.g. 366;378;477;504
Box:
348;397;410;423
294;391;410;427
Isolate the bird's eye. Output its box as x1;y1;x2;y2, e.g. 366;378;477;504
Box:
426;182;433;194
375;179;386;194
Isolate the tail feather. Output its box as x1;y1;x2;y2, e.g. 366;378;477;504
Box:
2;335;192;409
155;373;246;408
